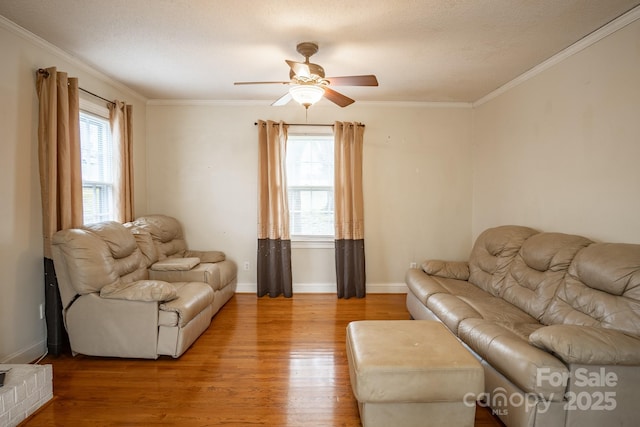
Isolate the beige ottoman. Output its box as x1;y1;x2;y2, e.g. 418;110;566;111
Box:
346;320;484;427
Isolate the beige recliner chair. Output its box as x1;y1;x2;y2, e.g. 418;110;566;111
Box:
127;215;237;316
51;221;214;359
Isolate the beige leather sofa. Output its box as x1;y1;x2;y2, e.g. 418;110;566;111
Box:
51;220;226;359
405;225;640;427
126;214;237;315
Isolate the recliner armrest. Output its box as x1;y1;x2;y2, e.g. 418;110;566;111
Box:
185;250;226;263
100;280;178;302
530;324;640;365
151;257;201;271
421;260;470;281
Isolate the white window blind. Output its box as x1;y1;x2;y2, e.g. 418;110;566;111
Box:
79;110;115;224
286;134;334;238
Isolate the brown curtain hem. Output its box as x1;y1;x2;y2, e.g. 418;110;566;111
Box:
335;239;366;299
257;238;292;298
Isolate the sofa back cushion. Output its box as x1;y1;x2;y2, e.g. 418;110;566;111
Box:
500;232;592;320
542;243;640;337
51;222;149;306
130;215;188;260
468;225;539;296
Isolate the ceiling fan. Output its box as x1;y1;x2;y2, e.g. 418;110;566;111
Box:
234;42;378;109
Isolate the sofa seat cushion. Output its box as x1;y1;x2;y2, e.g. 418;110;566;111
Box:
438;278;493;300
459;294;538;326
426;294;482;334
459;318;568;400
530;324;640;365
406;270;490;306
405;269;449;304
159;282;213;327
496;321;544;342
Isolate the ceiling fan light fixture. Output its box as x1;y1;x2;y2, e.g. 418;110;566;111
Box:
289;84;324;108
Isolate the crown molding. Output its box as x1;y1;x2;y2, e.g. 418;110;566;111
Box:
147;98;472;108
0;15;147;103
473;5;640;107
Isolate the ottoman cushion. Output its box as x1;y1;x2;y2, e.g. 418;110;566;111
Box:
346;320;483;403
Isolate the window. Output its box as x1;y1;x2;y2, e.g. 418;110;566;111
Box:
79;107;115;224
286;134;334;239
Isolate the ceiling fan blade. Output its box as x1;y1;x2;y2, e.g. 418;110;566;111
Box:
234;81;290;85
271;92;292;107
323;87;355;107
285;60;311;79
326;75;378;86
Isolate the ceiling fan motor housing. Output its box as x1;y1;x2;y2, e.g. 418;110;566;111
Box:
234;41;377;108
296;42;319;59
289;42;325;79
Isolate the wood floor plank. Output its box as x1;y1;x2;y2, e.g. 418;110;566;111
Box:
23;294;503;426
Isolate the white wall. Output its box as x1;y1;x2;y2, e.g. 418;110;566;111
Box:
472;17;640;243
0;18;148;362
4;8;637;362
145;102;474;292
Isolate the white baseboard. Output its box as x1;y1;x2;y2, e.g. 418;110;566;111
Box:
1;339;47;364
236;282;407;294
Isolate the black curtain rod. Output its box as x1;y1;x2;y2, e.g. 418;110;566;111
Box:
79;87;116;106
254;122;364;127
37;68;116;106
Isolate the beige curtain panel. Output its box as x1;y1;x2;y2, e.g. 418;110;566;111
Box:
334;121;366;298
36;67;84;259
109;100;135;223
257;120;292;297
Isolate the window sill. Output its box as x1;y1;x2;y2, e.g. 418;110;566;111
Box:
291;236;334;249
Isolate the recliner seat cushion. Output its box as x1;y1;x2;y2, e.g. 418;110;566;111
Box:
160;282;214;327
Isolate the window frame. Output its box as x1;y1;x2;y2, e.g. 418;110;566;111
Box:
79;98;116;225
286;130;335;248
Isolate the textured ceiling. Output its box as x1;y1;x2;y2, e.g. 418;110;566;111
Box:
1;0;639;103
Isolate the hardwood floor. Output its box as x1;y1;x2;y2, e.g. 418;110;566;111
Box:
24;294;504;426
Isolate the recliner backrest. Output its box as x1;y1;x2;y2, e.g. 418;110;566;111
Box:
128;214;188;260
468;225;539;296
51;221;150;309
542;242;640;337
500;232;592;320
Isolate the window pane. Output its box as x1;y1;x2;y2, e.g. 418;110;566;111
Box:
286;135;334;237
80;111;115;224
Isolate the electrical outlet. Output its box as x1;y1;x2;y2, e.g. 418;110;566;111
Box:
243;261;250;271
409;262;417;269
39;303;44;320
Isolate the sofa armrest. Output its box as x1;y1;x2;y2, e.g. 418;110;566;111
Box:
100;280;178;302
185;250;226;263
529;324;640;365
421;260;470;281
